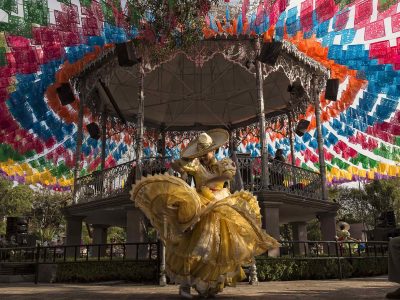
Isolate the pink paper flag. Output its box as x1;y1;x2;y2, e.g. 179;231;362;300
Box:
364;19;385;41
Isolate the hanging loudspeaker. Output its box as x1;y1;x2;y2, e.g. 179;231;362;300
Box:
116;40;141;67
287;82;305;99
325;79;339;101
257;41;283;66
87;122;101;140
295;119;310;137
56;83;75;106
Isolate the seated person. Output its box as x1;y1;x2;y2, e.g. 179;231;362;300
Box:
336;221;360;242
269;149;285;187
336;221;360;254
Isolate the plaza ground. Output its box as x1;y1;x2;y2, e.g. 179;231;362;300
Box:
0;276;397;299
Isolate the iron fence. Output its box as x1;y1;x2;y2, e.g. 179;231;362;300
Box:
0;242;160;264
261;240;389;258
236;156;322;199
75;156;324;204
1;240;388;264
74;157;174;203
0;240;389;284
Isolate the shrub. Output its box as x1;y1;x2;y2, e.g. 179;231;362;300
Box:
54;257;388;283
256;257;387;281
56;261;158;283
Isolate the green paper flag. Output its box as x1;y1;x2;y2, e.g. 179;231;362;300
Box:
0;0;18;14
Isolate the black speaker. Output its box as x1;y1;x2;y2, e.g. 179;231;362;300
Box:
6;217;28;241
56;83;75;106
257;41;283;65
116;41;141;67
325;79;339;101
87;122;101;140
287;82;305;99
295;119;310;137
378;210;396;228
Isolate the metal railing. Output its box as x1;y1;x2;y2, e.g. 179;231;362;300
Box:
75;156;323;203
236;156;322;199
1;240;388;263
261;240;389;258
75;158;173;203
0;240;388;284
0;241;160;284
0;242;160;264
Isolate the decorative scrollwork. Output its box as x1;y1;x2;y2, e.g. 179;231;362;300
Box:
235;156;322;199
75;155;323;204
75;158;175;204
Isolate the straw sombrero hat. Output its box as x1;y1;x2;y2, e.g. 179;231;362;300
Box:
338;221;350;231
181;129;229;159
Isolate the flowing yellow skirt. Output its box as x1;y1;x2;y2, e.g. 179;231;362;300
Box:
131;174;279;296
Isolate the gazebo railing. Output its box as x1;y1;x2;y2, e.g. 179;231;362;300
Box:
74;160;136;203
75;156;323;204
74;158;173;204
236;156;322;199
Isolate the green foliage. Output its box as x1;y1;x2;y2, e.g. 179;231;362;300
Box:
307;219;322;241
364;179;400;226
330;185;371;225
56;261;158;283
82;223;92;245
0;178;34;218
107;226;126;244
29;190;71;243
280;224;292;241
256;257;387;281
0;178;72;242
55;257;387;283
330;178;400;228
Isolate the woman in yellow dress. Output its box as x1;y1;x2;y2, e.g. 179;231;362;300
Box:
131;129;279;298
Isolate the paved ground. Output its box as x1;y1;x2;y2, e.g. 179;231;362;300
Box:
0;276;398;299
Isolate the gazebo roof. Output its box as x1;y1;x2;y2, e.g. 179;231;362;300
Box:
76;39;329;131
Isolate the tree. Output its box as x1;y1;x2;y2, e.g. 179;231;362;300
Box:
107;227;126;244
0;178;34;235
307;219;322;241
330;185;372;226
362;179;400;228
29;190;72;243
0;178;34;218
330;179;400;229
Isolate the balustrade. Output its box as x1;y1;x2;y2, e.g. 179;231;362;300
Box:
236;156;322;199
74;158;173;203
74;156;323;204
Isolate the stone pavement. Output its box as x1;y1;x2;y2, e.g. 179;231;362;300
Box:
0;276;397;299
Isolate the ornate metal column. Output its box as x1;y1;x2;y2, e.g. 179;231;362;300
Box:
255;37;268;188
159;215;167;286
99;106;107;198
101;106;107;170
73;90;84;204
313;75;328;200
287;112;296;166
135;64;145;180
229;129;244;191
160;123;167;167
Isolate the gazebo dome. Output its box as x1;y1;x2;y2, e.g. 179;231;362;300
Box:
78;39;328;131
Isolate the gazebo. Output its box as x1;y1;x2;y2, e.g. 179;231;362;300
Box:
64;36;339;256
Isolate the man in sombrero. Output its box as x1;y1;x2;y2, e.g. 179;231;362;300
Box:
131;129;278;298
